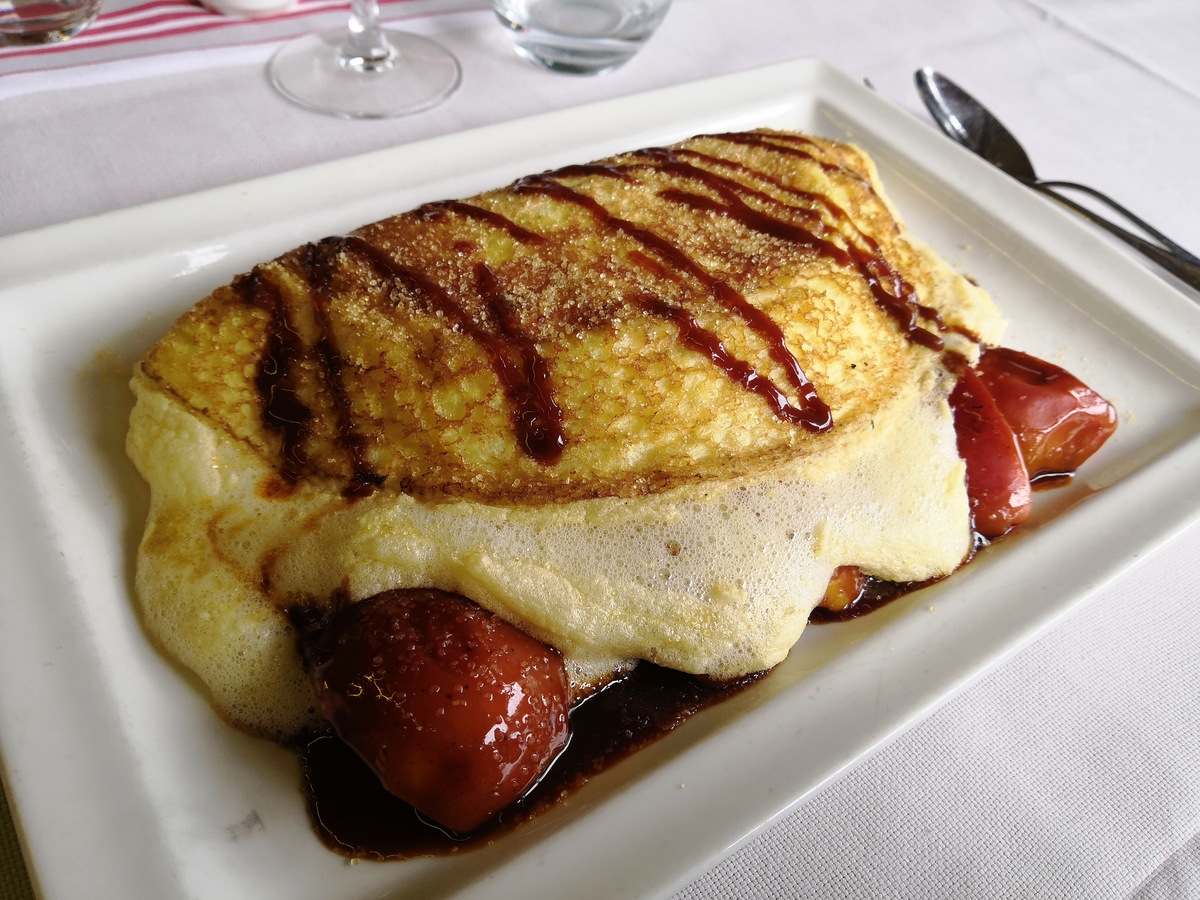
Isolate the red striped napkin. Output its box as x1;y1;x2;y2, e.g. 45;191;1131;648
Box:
0;0;480;74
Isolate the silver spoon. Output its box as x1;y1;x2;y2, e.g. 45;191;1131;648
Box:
914;67;1200;292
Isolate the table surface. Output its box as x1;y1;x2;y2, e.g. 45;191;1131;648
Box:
2;1;1199;897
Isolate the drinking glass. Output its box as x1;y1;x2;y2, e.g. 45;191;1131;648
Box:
0;0;100;43
492;0;671;75
268;0;461;120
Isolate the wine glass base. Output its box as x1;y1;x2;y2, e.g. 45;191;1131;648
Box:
269;30;460;119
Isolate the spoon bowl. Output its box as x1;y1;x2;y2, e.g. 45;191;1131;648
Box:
915;69;1037;182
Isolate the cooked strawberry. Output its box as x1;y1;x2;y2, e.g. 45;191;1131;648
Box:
821;566;866;612
976;347;1117;479
306;588;570;834
949;361;1033;539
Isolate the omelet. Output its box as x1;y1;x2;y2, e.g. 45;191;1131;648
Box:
127;130;1004;739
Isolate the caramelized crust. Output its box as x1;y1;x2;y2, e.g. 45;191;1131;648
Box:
140;131;995;505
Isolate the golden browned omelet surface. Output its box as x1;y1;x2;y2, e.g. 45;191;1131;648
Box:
140;132;997;505
128;130;1003;738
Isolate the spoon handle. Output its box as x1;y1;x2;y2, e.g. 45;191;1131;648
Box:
1032;183;1200;292
1036;180;1200;266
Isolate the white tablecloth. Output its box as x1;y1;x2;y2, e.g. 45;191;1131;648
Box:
2;1;1198;897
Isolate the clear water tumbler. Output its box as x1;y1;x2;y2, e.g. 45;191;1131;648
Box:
493;0;672;75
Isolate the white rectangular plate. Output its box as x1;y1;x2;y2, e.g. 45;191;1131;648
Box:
2;59;1198;900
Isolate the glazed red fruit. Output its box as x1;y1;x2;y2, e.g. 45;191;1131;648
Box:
976;347;1117;479
821;566;866;612
306;588;570;834
949;362;1033;539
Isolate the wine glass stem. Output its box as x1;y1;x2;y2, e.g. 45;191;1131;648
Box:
341;0;394;73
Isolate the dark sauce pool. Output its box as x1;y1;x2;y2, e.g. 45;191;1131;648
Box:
299;662;764;859
295;563;960;859
809;572;941;623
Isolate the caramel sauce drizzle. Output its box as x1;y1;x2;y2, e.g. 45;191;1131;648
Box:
305;241;388;499
699;135;975;342
707;131;857;184
513;171;834;433
243;136;958;486
636;295;823;427
236;269;313;486
667;145;949;342
334;234;568;466
415;199;546;245
629;145;944;350
472;261;567;462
